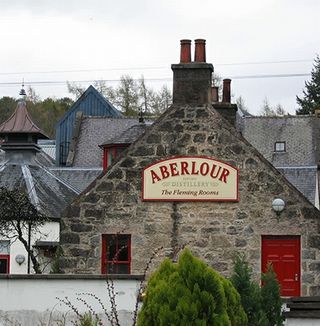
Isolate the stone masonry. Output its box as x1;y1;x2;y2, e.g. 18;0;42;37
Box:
61;40;320;296
61;101;320;296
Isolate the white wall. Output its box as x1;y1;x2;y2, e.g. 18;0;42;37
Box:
0;275;141;326
1;221;59;274
286;319;320;326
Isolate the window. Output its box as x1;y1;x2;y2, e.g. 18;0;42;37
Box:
0;241;10;274
101;234;131;274
103;145;128;171
274;141;286;152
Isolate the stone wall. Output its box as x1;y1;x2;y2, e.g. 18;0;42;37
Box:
61;102;320;296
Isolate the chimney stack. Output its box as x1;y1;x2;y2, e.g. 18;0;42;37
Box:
172;39;213;105
213;78;238;126
222;79;231;103
180;39;191;63
194;39;206;62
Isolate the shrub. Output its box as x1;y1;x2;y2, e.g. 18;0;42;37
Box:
137;247;247;326
231;254;283;326
261;263;284;326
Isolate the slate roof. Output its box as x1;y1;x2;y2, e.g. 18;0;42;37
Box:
100;122;150;146
240;115;320;166
277;167;318;205
49;167;102;193
0;163;79;218
240;115;320;208
71;116;148;167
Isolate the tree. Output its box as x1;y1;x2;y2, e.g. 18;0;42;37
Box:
26;86;41;104
137;247;247;326
236;96;250;116
231;254;284;326
296;55;320;115
138;76;155;116
0;187;47;274
115;75;140;116
27;97;73;138
67;81;86;99
231;254;268;326
260;98;286;116
155;85;172;114
261;263;284;326
66;76;172;117
0;96;17;123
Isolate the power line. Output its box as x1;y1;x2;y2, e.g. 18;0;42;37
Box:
230;73;311;80
0;59;313;76
215;59;312;66
0;72;311;88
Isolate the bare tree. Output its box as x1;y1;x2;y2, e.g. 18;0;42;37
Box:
0;187;47;274
67;81;86;99
260;98;287;116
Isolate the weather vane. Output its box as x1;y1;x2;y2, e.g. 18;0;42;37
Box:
19;78;26;96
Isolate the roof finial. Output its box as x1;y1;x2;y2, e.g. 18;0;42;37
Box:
19;79;26;97
139;105;144;123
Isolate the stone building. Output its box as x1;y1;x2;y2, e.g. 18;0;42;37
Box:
61;39;320;297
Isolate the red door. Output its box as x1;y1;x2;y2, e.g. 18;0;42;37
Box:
262;236;300;297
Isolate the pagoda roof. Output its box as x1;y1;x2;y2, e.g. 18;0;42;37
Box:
0;100;48;138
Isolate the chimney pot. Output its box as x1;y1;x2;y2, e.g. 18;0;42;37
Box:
194;39;206;62
180;39;191;63
222;79;231;103
211;86;219;102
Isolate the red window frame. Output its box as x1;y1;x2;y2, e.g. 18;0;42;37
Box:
103;144;129;171
101;234;131;274
0;254;10;274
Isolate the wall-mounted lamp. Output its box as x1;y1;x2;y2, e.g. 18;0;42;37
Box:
272;198;285;216
15;254;25;265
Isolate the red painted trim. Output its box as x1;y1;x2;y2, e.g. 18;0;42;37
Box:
101;234;131;274
141;155;240;202
261;235;301;297
103;145;129;172
103;148;108;171
0;254;10;274
101;235;106;274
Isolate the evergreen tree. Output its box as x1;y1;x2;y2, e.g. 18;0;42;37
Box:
137;248;247;326
261;263;284;326
296;55;320;114
0;96;17;122
231;254;268;326
231;254;284;326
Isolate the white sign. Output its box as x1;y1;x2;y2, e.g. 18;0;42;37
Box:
142;156;239;202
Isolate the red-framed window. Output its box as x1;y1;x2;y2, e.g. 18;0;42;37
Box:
0;255;10;274
103;145;128;171
101;234;131;274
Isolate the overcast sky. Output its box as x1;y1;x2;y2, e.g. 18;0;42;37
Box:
1;0;320;115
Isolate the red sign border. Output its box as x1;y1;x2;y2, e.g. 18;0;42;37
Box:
141;155;239;202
